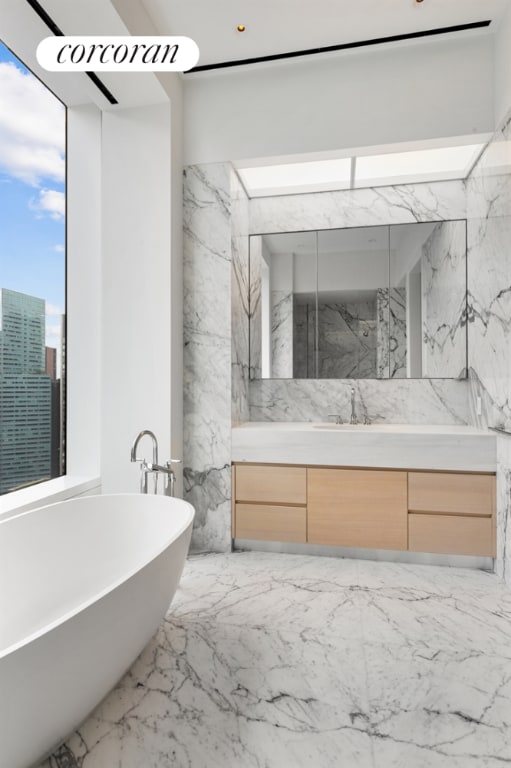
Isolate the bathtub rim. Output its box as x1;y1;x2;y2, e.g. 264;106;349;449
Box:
0;493;194;661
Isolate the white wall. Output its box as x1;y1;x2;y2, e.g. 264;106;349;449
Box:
495;3;511;125
112;0;185;494
390;223;436;285
184;33;494;165
1;0;183;501
101;103;172;493
271;253;294;290
166;74;185;495
66;105;102;479
317;251;388;291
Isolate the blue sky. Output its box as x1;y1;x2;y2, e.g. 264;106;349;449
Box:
0;41;65;350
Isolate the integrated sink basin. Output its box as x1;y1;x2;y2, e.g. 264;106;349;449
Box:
231;422;496;472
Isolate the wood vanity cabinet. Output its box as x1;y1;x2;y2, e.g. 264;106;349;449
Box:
307;468;408;550
232;463;496;557
233;464;307;543
408;471;495;557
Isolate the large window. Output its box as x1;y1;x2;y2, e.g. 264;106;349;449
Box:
0;42;66;494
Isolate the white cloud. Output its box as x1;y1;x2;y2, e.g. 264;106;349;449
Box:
30;188;65;220
45;322;61;345
46;311;64;372
46;303;64;317
0;61;65;186
53;244;65;253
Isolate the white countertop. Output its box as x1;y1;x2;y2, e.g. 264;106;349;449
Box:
231;422;497;472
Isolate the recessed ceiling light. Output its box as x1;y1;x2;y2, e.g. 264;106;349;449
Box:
237;25;246;32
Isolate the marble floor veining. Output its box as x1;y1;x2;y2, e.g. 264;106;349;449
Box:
45;552;511;768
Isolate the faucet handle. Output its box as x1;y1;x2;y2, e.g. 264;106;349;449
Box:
328;414;343;425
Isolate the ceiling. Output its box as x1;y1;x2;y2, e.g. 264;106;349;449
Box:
140;0;511;69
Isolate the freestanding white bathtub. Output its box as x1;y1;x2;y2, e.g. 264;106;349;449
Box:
0;493;194;768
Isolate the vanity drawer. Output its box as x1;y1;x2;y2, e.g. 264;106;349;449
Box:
235;503;306;543
408;513;494;557
408;472;495;516
235;464;306;505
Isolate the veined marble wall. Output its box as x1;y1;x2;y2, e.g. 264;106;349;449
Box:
377;287;407;379
248;235;262;379
184;173;479;553
421;220;467;378
250;378;469;425
184;163;248;553
247;180;470;423
271;290;293;377
293;302;312;377
467;112;511;581
294;297;379;379
318;298;377;378
250;181;466;234
231;172;250;424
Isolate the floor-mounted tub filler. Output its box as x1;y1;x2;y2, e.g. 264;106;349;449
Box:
0;493;195;768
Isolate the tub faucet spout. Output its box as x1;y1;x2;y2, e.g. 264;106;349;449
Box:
130;429;158;465
131;430;159;493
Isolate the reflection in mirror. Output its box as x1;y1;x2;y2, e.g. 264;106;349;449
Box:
249;230;317;379
316;227;389;378
249;220;467;380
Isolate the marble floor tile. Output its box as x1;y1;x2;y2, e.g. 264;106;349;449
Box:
365;642;511;768
42;552;511;768
357;582;511;656
48;620;372;768
171;552;365;641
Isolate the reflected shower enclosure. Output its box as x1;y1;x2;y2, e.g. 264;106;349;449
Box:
249;221;467;380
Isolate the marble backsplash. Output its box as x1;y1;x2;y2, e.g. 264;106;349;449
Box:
249;378;470;425
246;179;469;425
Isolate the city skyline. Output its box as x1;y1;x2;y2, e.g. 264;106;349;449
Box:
0;40;66;360
0;287;62;493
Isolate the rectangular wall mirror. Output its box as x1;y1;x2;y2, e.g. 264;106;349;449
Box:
249;220;467;380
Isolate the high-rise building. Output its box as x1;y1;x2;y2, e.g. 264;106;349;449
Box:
45;346;57;379
59;314;66;475
46;346;61;478
0;288;52;493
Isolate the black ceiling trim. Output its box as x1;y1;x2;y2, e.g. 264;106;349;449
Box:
25;0;119;105
25;0;62;36
187;20;492;74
